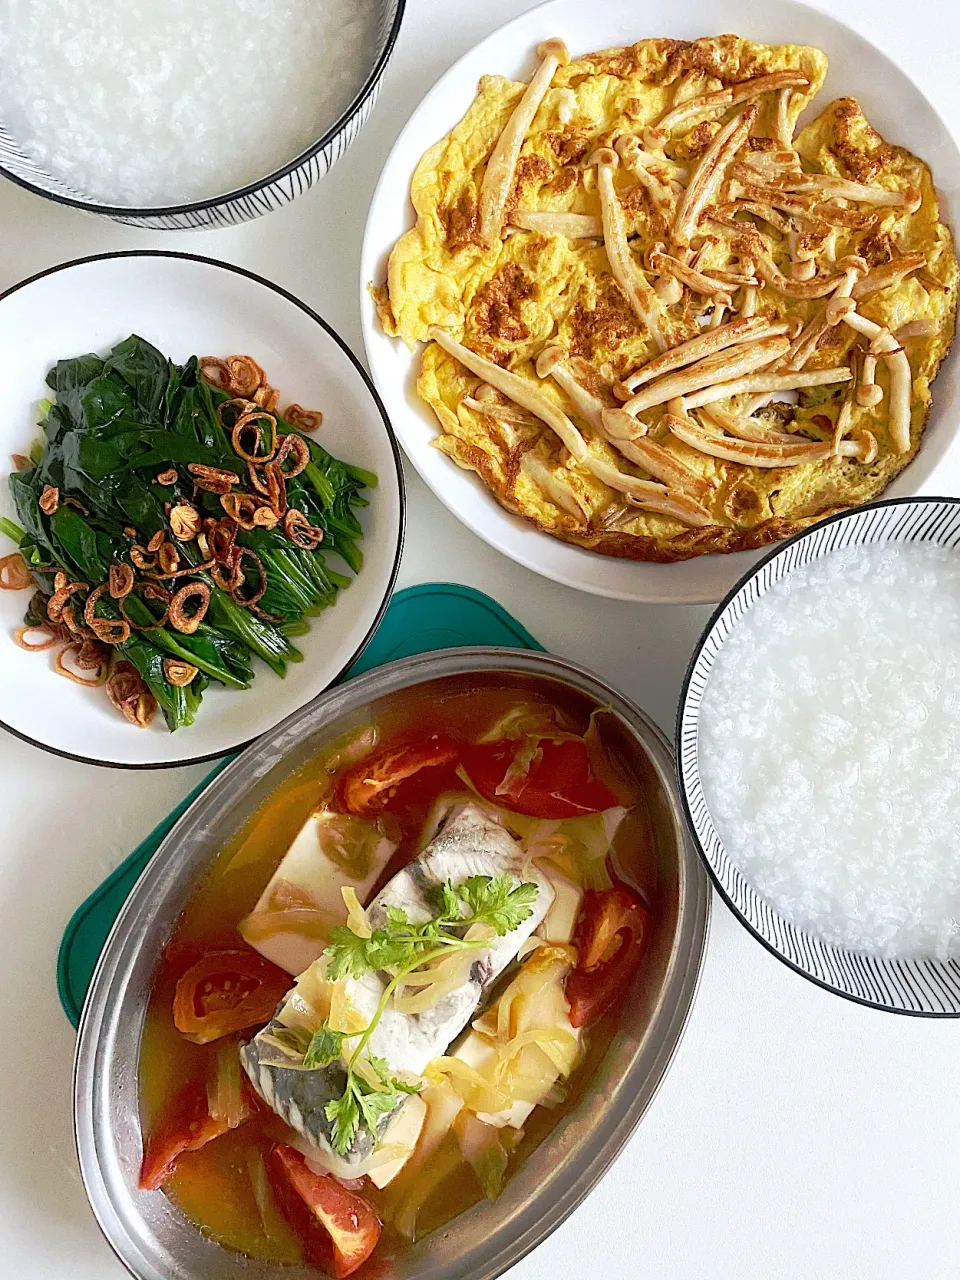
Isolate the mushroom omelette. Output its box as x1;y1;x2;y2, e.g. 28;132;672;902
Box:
374;34;958;562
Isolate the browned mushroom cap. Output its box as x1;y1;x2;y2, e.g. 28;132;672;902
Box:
622;334;790;414
783;173;922;211
647;70;809;143
851;252;927;300
623;316;785;392
478;39;569;247
666;412;836;467
429;328;588;461
591;149;669;351
672;104;758;247
680;365;853;410
510;211;603;239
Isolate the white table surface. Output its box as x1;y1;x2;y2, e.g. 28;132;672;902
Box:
3;1;960;1276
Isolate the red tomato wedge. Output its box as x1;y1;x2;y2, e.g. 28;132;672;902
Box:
173;949;291;1044
461;737;619;818
268;1145;381;1277
336;734;460;816
566;886;651;1028
139;1076;256;1191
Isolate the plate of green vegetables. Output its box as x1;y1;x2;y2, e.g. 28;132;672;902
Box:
0;251;403;767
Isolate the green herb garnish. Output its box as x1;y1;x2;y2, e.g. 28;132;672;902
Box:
314;874;538;1155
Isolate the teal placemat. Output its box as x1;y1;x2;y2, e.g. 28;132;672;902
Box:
57;582;543;1027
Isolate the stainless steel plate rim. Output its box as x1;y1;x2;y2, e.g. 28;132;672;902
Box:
75;647;711;1280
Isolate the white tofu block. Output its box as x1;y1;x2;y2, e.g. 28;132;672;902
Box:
367;1094;428;1188
539;867;584;945
453;1031;533;1129
240;810;397;974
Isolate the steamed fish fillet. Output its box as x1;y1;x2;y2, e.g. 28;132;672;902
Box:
241;803;554;1175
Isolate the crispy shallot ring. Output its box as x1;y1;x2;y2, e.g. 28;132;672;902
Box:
47;575;87;619
247;460;271;496
148;559;216;581
12;453;32;471
253;384;280;412
56;642;108;687
225;355;266;398
14;624;58;651
146;529;166;553
188;462;238;494
221;492;261;529
265;461;287;517
199;357;231;390
232;409;278;463
130;545;157;571
83;584;131;645
105;660;157;728
39;484;59;515
253;506;281;529
163;658;199;687
208;517;238;563
275;432;310;477
169;502;202;541
211;551;245;593
216;396;256;426
108;563;134;599
478;39;568;246
158;542;180;575
74;637;109;670
155;468;178;486
0;552;31;591
60;603;83;635
231;548;268;609
284;507;325;549
251;603;283;622
284;404;324;431
169;582;210;635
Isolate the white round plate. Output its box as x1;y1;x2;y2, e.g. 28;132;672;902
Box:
361;0;960;604
0;251;404;767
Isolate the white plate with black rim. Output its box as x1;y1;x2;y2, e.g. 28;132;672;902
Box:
0;251;404;769
360;0;960;604
677;495;960;1015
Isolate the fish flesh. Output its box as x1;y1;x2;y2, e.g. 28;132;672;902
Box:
241;802;554;1176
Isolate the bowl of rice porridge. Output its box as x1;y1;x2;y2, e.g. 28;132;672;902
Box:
678;496;960;1014
0;0;403;229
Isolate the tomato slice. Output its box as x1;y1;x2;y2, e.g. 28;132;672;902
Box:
462;737;619;818
336;734;460;816
268;1145;381;1277
139;1075;256;1191
565;886;651;1028
172;949;291;1044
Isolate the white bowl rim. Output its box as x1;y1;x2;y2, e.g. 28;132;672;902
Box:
0;248;406;771
676;493;960;1016
0;0;406;219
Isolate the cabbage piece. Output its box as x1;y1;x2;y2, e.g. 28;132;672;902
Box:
207;1042;246;1127
455;1112;523;1201
383;1077;465;1241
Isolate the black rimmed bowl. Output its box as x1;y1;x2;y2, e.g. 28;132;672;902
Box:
677;496;960;1016
0;0;404;229
0;251;404;768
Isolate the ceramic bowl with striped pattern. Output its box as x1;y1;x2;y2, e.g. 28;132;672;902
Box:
678;496;960;1015
0;0;404;229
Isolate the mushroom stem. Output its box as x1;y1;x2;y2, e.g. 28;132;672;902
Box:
479;39;570;247
648;70;808;144
842;311;912;453
666;412;836;467
680;366;853;410
592;148;669;351
623;316;787;391
510;211;603;239
623;334;791;415
673;104;758;246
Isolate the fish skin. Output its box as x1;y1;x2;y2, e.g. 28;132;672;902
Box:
240;803;553;1172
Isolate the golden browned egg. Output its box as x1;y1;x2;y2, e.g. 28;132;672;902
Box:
375;35;958;562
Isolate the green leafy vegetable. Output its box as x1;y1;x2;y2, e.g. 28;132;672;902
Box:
6;335;374;732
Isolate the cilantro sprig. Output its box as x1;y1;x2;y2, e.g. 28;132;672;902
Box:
306;874;538;1155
